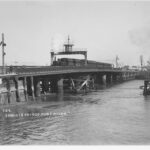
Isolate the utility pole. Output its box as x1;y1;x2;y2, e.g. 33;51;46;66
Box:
68;35;70;44
140;55;143;71
116;55;119;68
0;33;6;74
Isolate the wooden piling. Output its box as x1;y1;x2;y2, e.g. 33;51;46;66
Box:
143;80;149;95
6;79;11;104
112;74;117;83
24;77;28;101
35;79;41;97
15;77;20;102
106;74;112;84
31;76;35;100
57;78;64;94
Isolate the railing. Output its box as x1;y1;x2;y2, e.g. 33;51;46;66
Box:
5;65;137;76
12;66;121;74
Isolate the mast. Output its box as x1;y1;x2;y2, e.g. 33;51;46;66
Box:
64;35;74;52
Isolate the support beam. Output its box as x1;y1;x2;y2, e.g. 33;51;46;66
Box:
91;78;95;89
31;76;35;100
118;74;123;82
103;75;106;85
6;79;11;104
94;74;105;89
24;77;28;101
43;78;49;93
57;78;64;94
76;76;90;92
143;80;149;95
112;74;117;83
106;74;112;84
70;78;75;90
15;77;20;102
35;78;41;97
50;79;58;93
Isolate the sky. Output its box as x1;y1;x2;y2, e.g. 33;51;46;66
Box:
0;0;150;66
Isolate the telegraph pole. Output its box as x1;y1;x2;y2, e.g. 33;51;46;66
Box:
0;33;6;74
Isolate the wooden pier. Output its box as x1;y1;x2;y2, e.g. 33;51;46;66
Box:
0;35;139;105
0;66;138;105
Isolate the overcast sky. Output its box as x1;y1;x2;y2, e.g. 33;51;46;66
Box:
0;1;150;66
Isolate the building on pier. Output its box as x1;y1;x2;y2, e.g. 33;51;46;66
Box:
50;36;87;66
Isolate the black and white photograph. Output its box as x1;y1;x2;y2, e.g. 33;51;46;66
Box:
0;0;150;146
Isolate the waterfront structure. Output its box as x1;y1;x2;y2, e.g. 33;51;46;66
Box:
0;65;138;105
0;37;139;105
50;36;87;66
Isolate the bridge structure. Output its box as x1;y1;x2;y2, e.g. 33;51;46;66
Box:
0;65;138;104
0;35;139;104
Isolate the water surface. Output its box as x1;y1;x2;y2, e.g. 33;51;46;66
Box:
0;80;150;145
